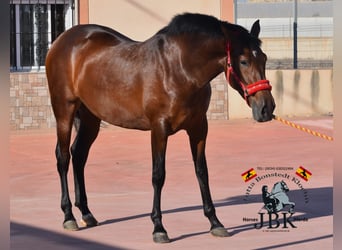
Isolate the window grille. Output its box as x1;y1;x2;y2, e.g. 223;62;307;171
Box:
10;0;74;71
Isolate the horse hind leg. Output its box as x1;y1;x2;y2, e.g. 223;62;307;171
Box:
71;104;101;228
54;101;80;231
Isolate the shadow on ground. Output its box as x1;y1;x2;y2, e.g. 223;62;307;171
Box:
11;186;332;248
11;222;128;250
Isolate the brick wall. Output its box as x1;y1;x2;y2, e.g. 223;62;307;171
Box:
10;72;55;130
207;73;229;120
9;72;229;130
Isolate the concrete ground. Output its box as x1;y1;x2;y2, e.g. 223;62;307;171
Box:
10;117;333;250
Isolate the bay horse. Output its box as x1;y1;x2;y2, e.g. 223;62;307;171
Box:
46;13;275;243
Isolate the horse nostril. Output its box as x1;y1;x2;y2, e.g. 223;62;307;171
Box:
261;103;273;121
261;105;267;117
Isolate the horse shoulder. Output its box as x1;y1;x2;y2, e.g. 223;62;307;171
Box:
138;36;213;131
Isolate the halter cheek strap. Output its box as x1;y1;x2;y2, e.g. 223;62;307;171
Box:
225;43;272;106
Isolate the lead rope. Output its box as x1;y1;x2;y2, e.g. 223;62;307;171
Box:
272;115;333;141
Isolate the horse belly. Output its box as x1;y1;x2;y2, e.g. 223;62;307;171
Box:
105;107;151;130
77;79;150;130
86;95;151;130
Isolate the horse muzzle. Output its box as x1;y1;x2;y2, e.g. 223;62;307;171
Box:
249;90;275;122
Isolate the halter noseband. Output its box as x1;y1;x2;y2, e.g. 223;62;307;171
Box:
225;43;272;106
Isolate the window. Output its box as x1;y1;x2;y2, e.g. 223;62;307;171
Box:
10;0;74;71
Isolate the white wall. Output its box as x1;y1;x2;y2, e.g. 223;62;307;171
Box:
88;0;221;41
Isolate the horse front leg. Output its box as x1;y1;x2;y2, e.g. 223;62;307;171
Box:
187;118;230;237
150;125;170;243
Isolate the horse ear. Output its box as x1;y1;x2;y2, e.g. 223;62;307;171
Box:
250;19;260;38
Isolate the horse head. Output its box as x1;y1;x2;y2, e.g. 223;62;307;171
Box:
272;180;289;194
280;180;290;192
222;20;275;122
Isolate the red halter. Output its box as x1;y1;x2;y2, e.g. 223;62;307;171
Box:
225;43;272;106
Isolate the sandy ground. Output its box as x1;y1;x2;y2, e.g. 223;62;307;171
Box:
10;117;333;249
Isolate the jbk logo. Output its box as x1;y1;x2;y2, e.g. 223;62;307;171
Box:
241;168;311;232
254;212;297;229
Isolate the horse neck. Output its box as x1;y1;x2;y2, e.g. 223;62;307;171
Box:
173;34;226;87
272;184;281;194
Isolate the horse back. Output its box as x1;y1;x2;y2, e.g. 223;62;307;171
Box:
46;24;134;76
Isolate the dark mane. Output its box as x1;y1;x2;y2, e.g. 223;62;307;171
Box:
157;13;223;38
158;13;261;48
221;22;261;48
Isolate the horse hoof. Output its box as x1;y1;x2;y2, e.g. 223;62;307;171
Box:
153;232;171;243
80;213;99;227
210;227;230;237
63;220;79;231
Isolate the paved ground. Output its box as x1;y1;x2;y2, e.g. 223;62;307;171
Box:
10;117;333;250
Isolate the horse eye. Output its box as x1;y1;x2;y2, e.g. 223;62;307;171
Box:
240;60;248;66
